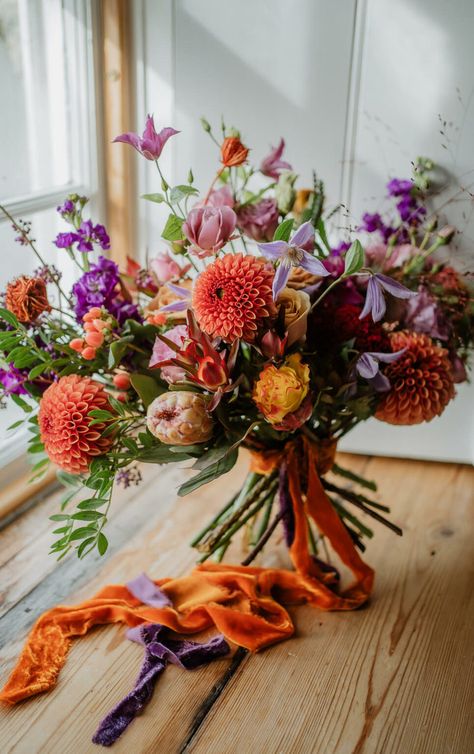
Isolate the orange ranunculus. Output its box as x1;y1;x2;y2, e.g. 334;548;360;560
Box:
220;137;249;167
253;353;310;425
5;276;51;323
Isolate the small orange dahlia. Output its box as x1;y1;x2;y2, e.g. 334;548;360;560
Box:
5;276;51;323
375;331;455;425
192;253;275;342
38;375;114;473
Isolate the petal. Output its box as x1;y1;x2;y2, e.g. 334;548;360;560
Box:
273;258;292;300
166;282;191;298
157;127;180;152
159;300;190;313
300;252;330;276
356;353;380;379
370;372;391;392
113;132;141;151
369;348;407;363
376;273;417;300
290;221;314;249
257;240;289;259
143;114;157;140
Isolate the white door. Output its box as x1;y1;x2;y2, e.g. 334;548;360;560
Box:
132;0;474;463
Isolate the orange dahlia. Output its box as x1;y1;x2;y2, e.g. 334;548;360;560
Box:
375;331;455;425
5;276;51;323
38;375;114;473
192;253;275;342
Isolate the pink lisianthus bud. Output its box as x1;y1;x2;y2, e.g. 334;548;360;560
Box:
183;206;237;258
237;198;279;242
150;252;182;283
149;324;188;383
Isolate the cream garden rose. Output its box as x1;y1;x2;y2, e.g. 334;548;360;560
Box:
277;287;311;346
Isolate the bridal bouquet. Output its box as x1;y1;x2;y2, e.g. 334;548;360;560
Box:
1;115;473;743
0;115;472;569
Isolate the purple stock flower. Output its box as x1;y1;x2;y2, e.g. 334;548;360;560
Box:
360;212;395;243
258;221;330;299
72;255;141;323
0;363;28;396
114;114;179;161
54;220;110;252
355;349;406;392
260;138;292;180
237;198;279;242
359;273;416;323
396;195;426;226
56;199;75;217
387;178;413;197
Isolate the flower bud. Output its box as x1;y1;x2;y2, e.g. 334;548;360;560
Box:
200;118;211;133
70;338;84;352
437;225;456;244
146;391;214;445
220;136;249;167
113;372;131;390
81;346;97;360
275;171;297;214
85;331;104;347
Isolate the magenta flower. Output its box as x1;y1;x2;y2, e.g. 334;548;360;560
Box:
113;114;179;161
359;273;416;322
183;206;237;258
260;138;292;180
54;220;110;252
257;221;330;299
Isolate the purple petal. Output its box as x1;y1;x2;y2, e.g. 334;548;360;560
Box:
166;282;191;298
273;257;292;299
375;274;417;300
360;276;386;322
370;372;391;392
300;252;331;277
368;348;407;364
257;240;289;260
160;299;190;313
126;573;173;608
157;127;180;150
290;221;314;249
356;353;380;379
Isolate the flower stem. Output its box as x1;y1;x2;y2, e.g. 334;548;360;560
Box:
309;276;343;312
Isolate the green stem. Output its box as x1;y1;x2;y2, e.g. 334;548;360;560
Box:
190;491;239;547
309;276;344;312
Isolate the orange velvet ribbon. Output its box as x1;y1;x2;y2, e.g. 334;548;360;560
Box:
0;436;374;705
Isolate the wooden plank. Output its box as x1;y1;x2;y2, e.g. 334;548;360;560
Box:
187;457;474;754
0;454;471;754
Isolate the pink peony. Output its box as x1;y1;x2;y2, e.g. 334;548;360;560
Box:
237;198;279;242
149;324;188;383
183;206;237;258
150;252;182;283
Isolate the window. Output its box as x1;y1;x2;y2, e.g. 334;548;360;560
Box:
0;0;100;469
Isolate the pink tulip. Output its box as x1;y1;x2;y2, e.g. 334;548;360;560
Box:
183;206;237;258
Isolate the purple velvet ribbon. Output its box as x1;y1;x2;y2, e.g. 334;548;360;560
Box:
92;575;230;747
278;461;295;546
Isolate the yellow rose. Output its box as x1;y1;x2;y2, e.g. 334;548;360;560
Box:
278;287;311;346
253;353;310;424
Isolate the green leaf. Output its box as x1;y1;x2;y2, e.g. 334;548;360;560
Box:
273;218;294;243
141;192;165;203
134;444;193;464
57;470;81;488
71;511;104;521
77;537;96;559
28;362;49;380
88;409;116;422
343;240;364;277
169;185;199;204
130;373;166;407
69;526;98;541
77;497;109;510
50;514;70;522
178;447;239;497
162;214;184;242
7;419;25;431
98;532;109;556
10;393;33;413
0;307;20;328
108;336;134;369
316;218;331;253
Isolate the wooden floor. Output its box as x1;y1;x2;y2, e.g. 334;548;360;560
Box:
0;452;472;754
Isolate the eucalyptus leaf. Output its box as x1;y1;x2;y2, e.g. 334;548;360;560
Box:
178;447;238;497
130;373;166;407
273;218;294;243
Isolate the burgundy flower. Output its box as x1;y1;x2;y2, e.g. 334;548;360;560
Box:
237;198;279;242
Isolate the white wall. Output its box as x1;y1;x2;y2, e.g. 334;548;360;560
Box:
133;0;474;463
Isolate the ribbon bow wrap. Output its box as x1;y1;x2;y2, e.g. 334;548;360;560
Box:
0;436;374;706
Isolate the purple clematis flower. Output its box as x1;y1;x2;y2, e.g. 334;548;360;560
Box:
359;273;416;323
114;114;179;161
159;282;192;313
260;138;292;180
258;221;330;299
355;349;406;391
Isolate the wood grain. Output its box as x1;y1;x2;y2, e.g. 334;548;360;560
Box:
0;453;472;754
